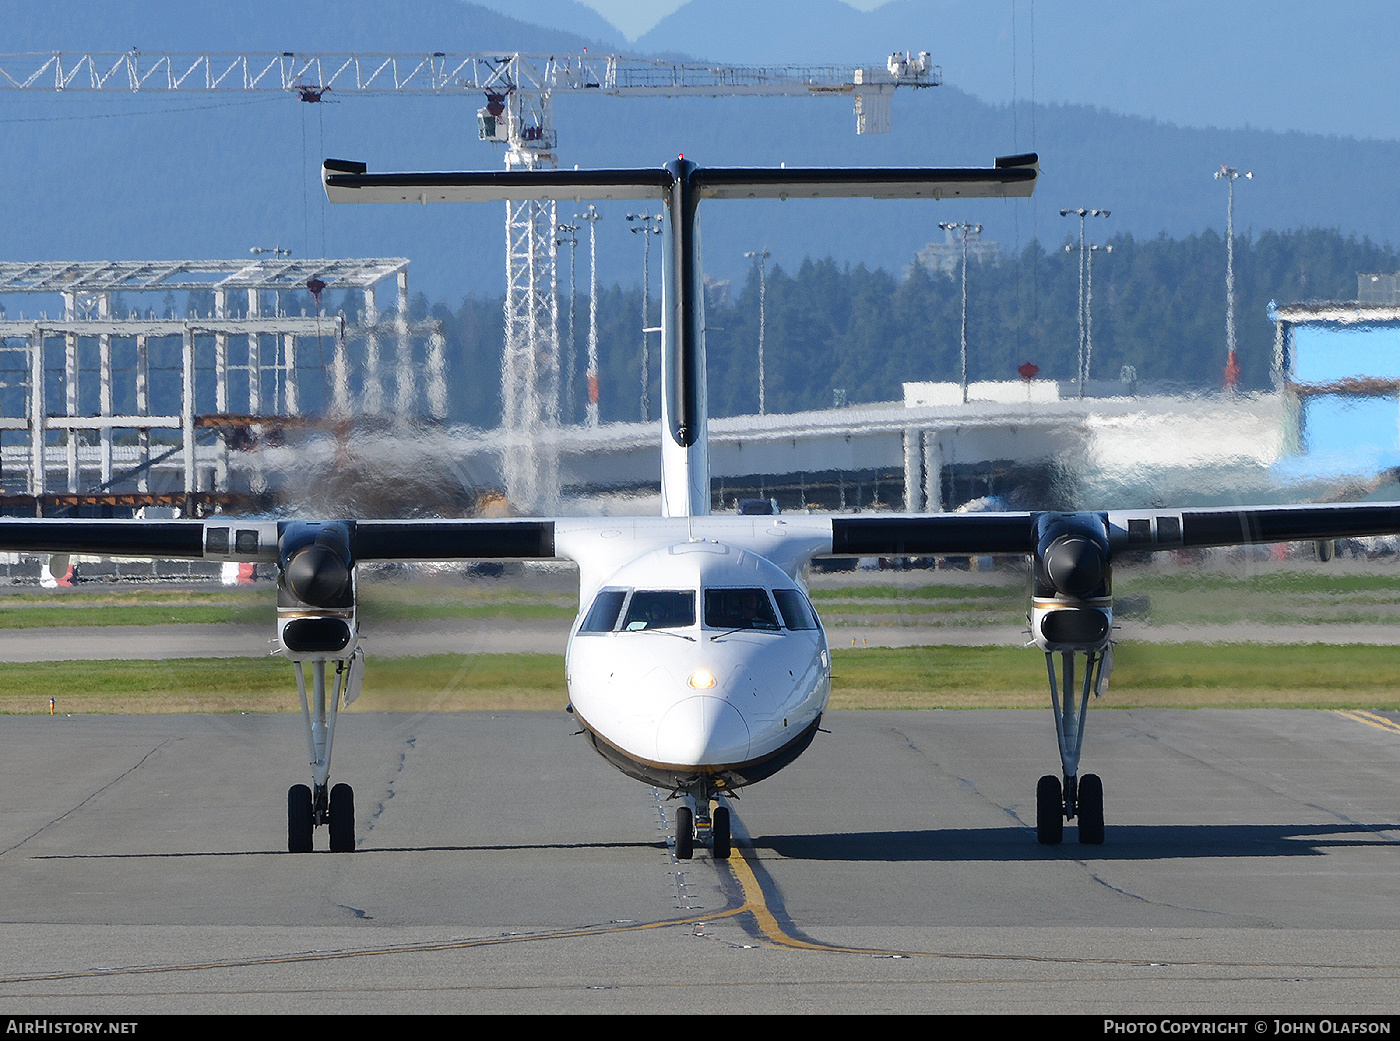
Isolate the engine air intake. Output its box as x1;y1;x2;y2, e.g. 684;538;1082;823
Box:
282;617;353;654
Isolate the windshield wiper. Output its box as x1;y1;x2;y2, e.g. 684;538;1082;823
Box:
631;627;696;642
709;625;783;642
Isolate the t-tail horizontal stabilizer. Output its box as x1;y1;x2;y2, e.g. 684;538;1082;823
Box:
321;154;1039;204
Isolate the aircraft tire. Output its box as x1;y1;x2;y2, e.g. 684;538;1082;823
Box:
675;806;694;860
712;806;731;860
288;784;313;853
1036;774;1063;845
1077;773;1104;845
329;782;356;853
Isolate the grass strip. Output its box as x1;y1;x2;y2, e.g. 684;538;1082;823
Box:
0;653;567;714
829;643;1400;710
0;604;272;628
4;643;1400;714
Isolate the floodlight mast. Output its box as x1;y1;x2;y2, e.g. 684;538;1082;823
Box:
628;212;664;422
1215;165;1252;392
556;222;579;424
1059;208;1109;398
744;250;772;415
938;221;981;404
0;48;940;509
1063;240;1113;387
576;205;603;428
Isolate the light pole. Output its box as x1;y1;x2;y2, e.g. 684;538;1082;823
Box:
938;221;981;403
556;222;578;424
1215;165;1252;391
627;212;663;421
1063;242;1112;386
576;206;601;427
1059;208;1109;397
744;249;771;414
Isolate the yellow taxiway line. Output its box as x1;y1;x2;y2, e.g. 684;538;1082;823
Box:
1335;709;1400;736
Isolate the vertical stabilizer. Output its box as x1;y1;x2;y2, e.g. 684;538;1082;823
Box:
659;158;710;518
321;153;1038;522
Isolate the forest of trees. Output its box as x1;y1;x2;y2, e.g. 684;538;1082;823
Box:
403;227;1400;429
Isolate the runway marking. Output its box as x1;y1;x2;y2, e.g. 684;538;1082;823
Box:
1336;709;1400;736
718;817;1400;967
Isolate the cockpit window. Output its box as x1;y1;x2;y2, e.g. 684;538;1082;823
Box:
580;589;627;633
621;590;696;631
773;588;819;630
704;588;781;631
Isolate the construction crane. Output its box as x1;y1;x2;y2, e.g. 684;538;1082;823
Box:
0;50;940;510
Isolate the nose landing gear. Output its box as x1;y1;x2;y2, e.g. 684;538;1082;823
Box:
672;787;732;860
675;805;694;859
712;805;731;859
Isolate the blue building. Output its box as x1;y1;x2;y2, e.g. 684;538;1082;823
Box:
1271;281;1400;481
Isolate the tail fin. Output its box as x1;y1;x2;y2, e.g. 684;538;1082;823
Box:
324;154;1039;518
659;158;708;517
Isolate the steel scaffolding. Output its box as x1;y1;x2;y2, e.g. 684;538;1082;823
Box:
0;48;939;510
0;258;443;514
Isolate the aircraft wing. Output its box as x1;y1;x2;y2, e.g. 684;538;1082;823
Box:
4;505;1395;565
322;153;1038;204
0;518;559;563
824;503;1400;557
351;520;555;560
1104;503;1400;551
829;513;1039;555
0;519;210;559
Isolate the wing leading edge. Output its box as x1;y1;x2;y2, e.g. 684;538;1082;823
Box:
2;505;1396;565
825;504;1400;558
0;518;558;564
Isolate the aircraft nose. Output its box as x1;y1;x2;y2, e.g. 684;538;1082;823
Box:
656;696;751;766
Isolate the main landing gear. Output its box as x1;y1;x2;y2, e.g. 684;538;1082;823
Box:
673;787;732;860
1037;649;1106;846
287;652;363;853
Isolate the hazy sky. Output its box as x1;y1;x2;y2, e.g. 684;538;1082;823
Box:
579;0;890;39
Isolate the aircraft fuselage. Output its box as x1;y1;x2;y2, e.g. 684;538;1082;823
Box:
565;539;830;794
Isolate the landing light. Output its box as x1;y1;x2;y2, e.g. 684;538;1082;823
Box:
688;669;716;689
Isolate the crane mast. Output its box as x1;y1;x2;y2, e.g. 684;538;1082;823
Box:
0;49;939;510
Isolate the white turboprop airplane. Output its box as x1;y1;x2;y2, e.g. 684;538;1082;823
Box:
4;153;1399;858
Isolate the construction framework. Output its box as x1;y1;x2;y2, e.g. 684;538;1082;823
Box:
0;258;444;515
1;49;938;510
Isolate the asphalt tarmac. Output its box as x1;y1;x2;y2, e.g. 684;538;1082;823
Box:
0;708;1397;1014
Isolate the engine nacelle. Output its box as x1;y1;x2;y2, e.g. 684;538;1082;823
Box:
276;520;358;661
1030;512;1112;653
